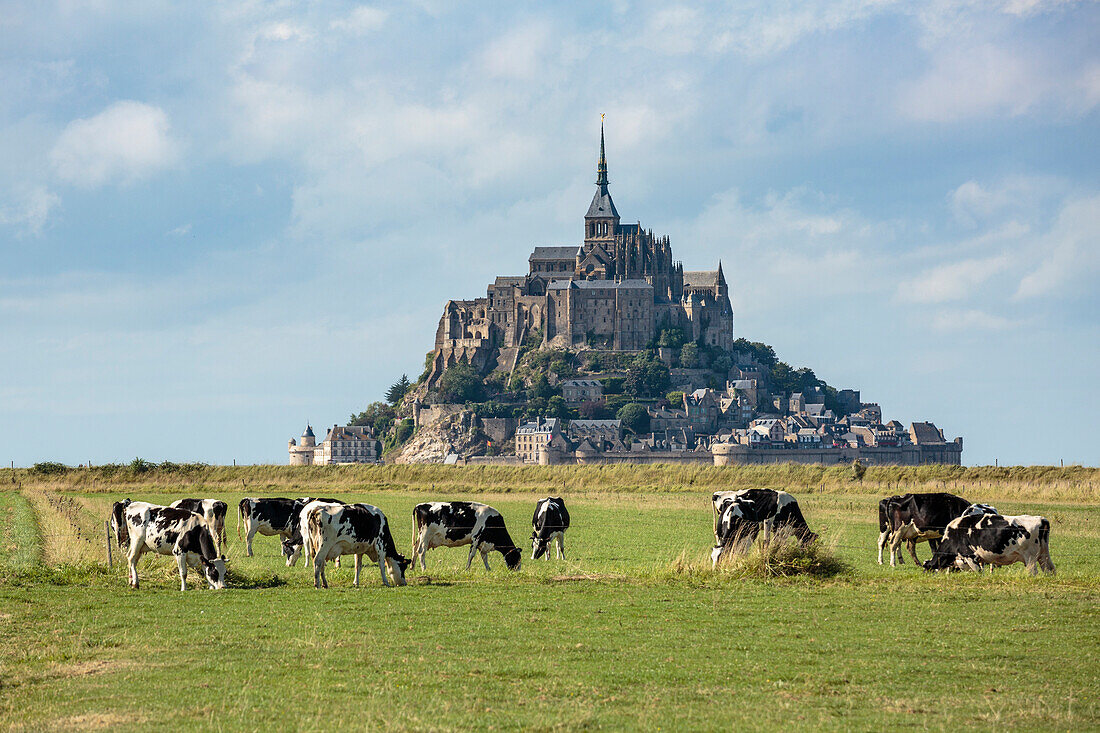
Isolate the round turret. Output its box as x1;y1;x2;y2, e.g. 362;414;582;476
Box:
301;424;316;448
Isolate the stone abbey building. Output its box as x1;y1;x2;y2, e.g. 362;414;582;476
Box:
428;126;734;385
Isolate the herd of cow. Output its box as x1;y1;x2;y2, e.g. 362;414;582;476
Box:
107;488;1054;591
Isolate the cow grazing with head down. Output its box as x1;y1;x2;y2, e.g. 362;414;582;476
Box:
923;513;1054;575
877;492;972;567
412;501;522;571
711;489;817;567
285;498;344;567
304;503;410;588
111;499;227;591
170;498;228;551
531;497;570;561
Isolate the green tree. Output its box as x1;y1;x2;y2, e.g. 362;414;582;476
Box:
545;396;569;420
394;418;415;444
657;327;686;349
530;373;555;401
385;374;411;404
680;342;700;368
851;458;867;483
438;362;484;403
349;402;396;435
665;390;685;408
617;403;651;434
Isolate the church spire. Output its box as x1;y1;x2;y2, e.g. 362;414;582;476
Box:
596;116;608;188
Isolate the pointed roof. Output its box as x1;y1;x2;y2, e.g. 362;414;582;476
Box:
586;121;619;219
303;425;314;438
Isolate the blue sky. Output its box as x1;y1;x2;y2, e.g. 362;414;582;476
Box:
2;1;1097;466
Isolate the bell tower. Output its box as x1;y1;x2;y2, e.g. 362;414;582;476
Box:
584;118;619;250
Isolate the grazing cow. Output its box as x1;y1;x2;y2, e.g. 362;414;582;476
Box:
412;501;522;571
531;497;570;560
304;503;410;588
877;492;972;567
923;513;1054;575
111;499;226;591
237;496;340;564
170;498;228;551
711;489;817;567
287;498;344;568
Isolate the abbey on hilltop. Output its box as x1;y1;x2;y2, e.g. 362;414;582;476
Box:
427;124;733;385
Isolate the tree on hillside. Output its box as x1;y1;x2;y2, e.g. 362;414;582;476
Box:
349;402;396;435
680;342;699;368
624;355;671;398
617;403;651;434
545;396;569;420
386;374;411;404
438;362;484;403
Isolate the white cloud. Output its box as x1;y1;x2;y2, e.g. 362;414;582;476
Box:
897;255;1012;304
479;21;553;79
329;6;387;34
931;308;1017;332
50;100;179;187
1015;193;1100;299
0;185;60;236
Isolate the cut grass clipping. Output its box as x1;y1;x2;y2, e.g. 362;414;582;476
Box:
708;529;851;579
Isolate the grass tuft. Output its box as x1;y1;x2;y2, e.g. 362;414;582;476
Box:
711;529;851;579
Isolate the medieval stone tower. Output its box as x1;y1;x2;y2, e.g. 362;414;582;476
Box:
427;123;734;386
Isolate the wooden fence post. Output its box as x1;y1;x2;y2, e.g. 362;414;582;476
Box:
105;520;113;568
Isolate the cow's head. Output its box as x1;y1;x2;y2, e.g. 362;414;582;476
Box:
282;536;302;567
531;532;549;561
202;555;228;589
389;554;412;586
710;545;725;568
922;552;958;572
503;546;522;571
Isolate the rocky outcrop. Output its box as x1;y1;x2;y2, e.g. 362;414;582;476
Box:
391;410;487;464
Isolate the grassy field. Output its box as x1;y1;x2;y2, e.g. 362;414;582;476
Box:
1;470;1098;730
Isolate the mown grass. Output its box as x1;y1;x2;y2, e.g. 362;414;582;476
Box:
1;484;1098;730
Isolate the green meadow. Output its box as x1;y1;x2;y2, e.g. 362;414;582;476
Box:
1;467;1098;731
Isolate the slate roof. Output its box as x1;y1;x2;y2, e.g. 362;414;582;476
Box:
494;276;525;286
546;279;652;291
683;270;719;288
530;246;581;261
910;421;946;444
586;185;619;219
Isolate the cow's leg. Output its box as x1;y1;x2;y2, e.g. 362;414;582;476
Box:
127;539;143;589
313;549;325;589
877;531;889;565
376;549;391;588
175;553;188;591
353;553;362;588
1039;545;1056;575
481;548;491;571
417;534;428;571
906;539;921;566
557;533;565;560
465;541;479;571
245;524;257;557
889;532;902;568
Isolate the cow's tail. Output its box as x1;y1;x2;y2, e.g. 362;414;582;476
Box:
237;499;249;540
111;500;130;550
411;506;423;557
1038;517;1055;574
306;507;324;564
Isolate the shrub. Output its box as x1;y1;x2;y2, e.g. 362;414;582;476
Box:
395;418;415;444
31;462;68;476
129;458;155;474
714;530;850;579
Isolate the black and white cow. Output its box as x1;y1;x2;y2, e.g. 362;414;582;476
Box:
412;501;522;571
111;499;227;591
237;496;340;564
531;496;570;560
711;489;817;567
877;492;972;567
170;498;228;551
923;513;1055;575
287;498;345;568
304;503;411;588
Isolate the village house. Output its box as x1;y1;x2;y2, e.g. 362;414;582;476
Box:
515;417;564;462
560;379;604;405
684;388;720;434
